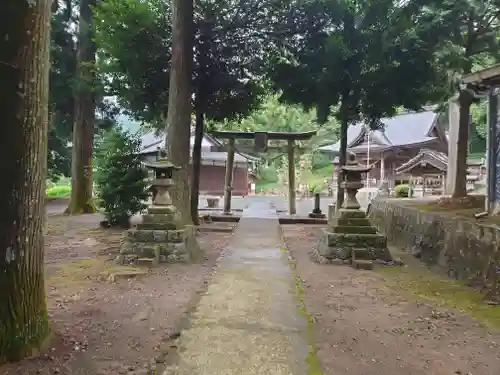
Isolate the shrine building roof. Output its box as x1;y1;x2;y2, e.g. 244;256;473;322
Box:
318;109;443;154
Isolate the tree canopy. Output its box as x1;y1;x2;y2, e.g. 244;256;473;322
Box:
93;0;294;126
267;0;448;126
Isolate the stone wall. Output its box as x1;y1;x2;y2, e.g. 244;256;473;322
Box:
367;199;500;298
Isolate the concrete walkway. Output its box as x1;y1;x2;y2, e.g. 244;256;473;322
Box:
163;201;310;375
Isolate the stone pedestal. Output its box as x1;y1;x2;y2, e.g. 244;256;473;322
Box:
327;204;336;222
312;154;392;268
313;209;392;267
117;205;195;265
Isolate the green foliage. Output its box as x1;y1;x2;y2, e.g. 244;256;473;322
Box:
257;165;279;184
46;185;72;198
266;0;448;126
93;0;287;126
394;184;413;198
471;100;488;139
425;0;500;77
311;152;331;171
219;96;339;170
94;127;149;227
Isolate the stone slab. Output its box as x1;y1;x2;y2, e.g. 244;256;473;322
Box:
162;202;309;375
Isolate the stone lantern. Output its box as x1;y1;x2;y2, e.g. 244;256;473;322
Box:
144;154;181;208
340;154;372;210
313;154;392;269
117;150;197;266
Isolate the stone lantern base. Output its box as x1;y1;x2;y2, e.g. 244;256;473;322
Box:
312;208;392;269
116;205;198;265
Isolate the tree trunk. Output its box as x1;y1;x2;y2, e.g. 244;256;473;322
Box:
190;109;204;225
336;117;348;209
66;0;97;214
0;0;52;363
165;0;194;225
451;90;474;198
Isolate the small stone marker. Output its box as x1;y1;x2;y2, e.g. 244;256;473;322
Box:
308;193;326;218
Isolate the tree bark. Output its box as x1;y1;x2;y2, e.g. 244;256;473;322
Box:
0;0;52;363
66;0;97;214
190;109;204;225
166;0;194;225
336;117;348;209
451;89;474;198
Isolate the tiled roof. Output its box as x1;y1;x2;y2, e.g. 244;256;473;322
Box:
138;131;254;163
395;149;448;174
318;110;439;153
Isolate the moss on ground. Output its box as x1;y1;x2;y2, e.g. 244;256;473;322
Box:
284;246;324;375
376;251;500;329
47;257;141;286
405;199;500;227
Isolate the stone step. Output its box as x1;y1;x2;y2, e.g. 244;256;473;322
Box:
142;213;176;224
336;209;367;219
352;259;373;270
147;206;177;215
351;248;372;261
127;228;184;243
137;222;177;231
121;242;189;263
330;225;377;234
308;212;326;219
329;217;372;227
324;232;387;249
137;257;160;267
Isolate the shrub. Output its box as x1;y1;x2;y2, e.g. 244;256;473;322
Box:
394;184;413;198
46;185;71;197
257;166;279;183
94;127;149;227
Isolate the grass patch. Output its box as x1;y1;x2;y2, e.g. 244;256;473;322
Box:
46;185;71;198
283;246;323;375
376;251;500;329
47;257;141;286
255;165;333;193
408;201;500;225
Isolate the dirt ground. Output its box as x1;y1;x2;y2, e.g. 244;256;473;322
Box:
1;213;231;375
282;225;500;375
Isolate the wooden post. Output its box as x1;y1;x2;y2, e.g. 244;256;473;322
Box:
223;138;235;214
380;153;385;183
287;139;296;215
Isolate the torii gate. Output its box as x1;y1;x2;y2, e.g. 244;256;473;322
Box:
210;130;317;215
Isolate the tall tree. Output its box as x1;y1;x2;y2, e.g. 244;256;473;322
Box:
0;0;52;363
66;0;98;214
48;0;77;181
267;0;447;207
166;0;194;224
93;0;270;223
426;0;500;197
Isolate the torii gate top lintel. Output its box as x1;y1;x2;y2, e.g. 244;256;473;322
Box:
210;130;317;141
